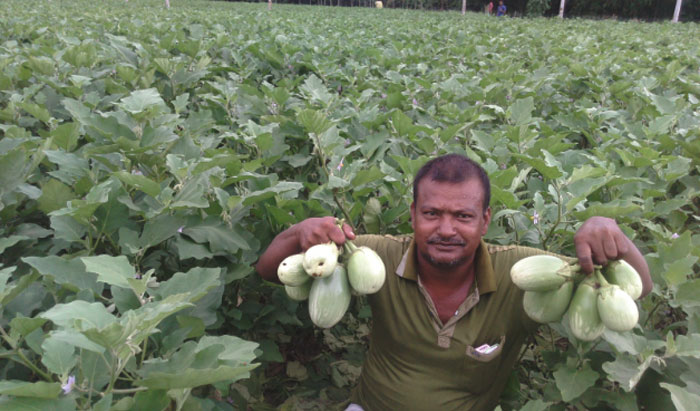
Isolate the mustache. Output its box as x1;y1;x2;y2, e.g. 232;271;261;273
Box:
427;236;465;246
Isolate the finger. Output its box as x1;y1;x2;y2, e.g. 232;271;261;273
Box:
589;239;608;267
574;240;594;274
342;223;356;241
602;233;619;261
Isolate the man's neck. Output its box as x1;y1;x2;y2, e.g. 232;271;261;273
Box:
417;256;477;290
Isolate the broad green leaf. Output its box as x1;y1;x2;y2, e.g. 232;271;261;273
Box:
81;255;136;289
41;337;78;375
508;97;535;126
0;396;76;410
0;236;28;254
0;271;39;307
660;383;700;411
48;329;105;353
183;217;251;253
572;201;642;221
113;171;161;197
118;88;166;114
241;181;303;206
674;334;700;358
603;329;665;356
553;362;599;402
9;316;47;338
44;150;88;186
50;215;86;242
513;153;563;180
37;179;75;214
297;109;333;135
153;267;221;303
602;353;658;392
672;279;700;308
23;256;101;294
0;381;62;399
0;149;27;196
300;75;333;106
139;214;185;249
664;256;699;288
351;166;385;187
135;364;258;389
175;236;215;260
40;300;116;330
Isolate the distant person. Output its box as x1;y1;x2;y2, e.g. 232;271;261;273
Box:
496;0;506;16
487;1;494;15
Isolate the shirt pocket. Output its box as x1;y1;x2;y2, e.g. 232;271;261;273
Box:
462;335;506;394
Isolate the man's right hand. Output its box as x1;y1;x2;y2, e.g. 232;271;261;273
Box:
255;217;355;283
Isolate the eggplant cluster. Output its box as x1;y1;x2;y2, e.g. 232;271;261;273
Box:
277;240;386;329
511;255;643;342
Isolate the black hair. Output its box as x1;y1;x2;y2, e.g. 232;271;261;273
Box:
412;154;491;212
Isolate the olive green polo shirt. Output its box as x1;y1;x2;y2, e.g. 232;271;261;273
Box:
350;234;562;411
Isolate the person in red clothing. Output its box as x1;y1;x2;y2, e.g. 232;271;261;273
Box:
487;1;494;15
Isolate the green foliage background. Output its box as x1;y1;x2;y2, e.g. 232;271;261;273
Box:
0;0;699;409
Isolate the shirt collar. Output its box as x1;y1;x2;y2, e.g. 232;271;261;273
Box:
395;238;497;294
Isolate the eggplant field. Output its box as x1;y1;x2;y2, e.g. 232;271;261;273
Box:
0;0;699;409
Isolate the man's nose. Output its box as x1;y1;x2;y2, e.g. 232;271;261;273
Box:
437;216;456;236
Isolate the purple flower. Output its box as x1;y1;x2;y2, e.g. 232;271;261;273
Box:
532;210;539;225
381;93;387;99
412;98;418;106
177;226;184;233
671;232;680;239
131;169;143;176
62;375;75;394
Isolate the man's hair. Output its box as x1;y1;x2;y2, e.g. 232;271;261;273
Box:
412;154;491;212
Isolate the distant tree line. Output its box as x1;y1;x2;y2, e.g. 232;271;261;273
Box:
226;0;700;21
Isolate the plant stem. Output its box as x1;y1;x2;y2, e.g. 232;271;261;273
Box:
0;325;53;381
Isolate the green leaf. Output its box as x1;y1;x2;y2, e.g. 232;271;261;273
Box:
153;267;221;303
0;236;29;254
9;316;47;339
241;181;303;206
513;153;563;180
0;397;77;410
674;334;700;358
664;256;699;288
135;364;258;389
40;300;116;330
183;217;252;253
553;362;599;402
41;336;78;375
139;214;185;249
351;166;385;187
37;179;75;213
300;75;333;106
81;255;136;289
50;215;86;242
572;201;642;221
298;109;333;135
660;383;700;411
602;353;658;392
508;97;535;126
118;88;166;114
23;256;101;294
113;171;161;197
0;381;62;399
672;279;700;308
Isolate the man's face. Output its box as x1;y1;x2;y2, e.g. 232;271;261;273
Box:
410;178;491;270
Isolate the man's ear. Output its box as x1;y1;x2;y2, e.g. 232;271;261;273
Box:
481;207;492;235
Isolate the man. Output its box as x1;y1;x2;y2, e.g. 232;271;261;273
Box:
496;0;506;16
256;154;651;410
